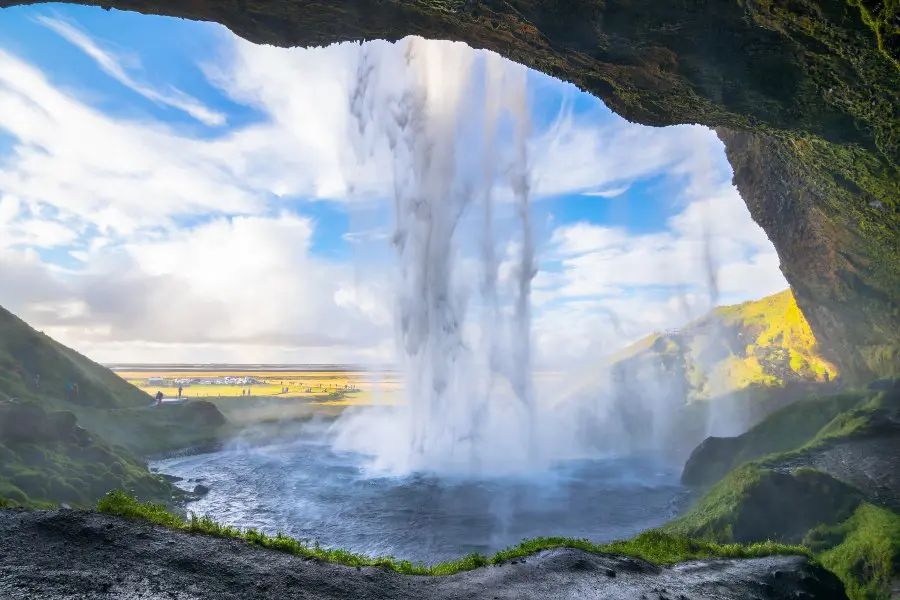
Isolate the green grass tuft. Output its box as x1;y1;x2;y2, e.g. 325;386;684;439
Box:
96;491;808;576
811;503;900;600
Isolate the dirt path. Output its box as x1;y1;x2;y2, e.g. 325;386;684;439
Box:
0;509;847;599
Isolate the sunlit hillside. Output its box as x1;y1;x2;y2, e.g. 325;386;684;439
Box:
616;289;838;402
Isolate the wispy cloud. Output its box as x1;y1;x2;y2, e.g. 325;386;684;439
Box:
36;15;226;126
580;186;630;198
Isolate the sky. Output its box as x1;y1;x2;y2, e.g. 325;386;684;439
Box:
0;4;789;367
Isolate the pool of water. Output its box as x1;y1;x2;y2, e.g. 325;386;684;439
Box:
152;423;686;563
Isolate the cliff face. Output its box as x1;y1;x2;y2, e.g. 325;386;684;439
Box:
1;0;897;377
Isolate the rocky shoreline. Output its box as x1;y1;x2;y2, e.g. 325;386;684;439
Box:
0;509;848;599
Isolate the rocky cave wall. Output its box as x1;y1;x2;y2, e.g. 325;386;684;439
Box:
2;0;897;379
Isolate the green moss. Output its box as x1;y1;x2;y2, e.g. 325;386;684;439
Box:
0;403;175;507
845;0;900;70
807;391;891;446
674;470;898;600
676;382;899;598
96;491;808;576
810;503;900;600
683;390;870;486
667;465;861;544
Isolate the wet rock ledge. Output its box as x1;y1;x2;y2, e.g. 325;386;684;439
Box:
0;509;847;599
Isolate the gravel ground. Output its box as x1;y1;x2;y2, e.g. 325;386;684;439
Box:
0;509;848;599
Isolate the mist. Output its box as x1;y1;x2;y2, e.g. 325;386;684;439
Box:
324;37;763;477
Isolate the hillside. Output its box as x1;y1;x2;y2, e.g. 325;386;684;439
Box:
0;306;149;410
669;381;899;599
616;289;838;403
0;305;227;506
607;289;841;458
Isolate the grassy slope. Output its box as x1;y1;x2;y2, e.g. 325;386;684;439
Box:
0;305;227;453
0;401;173;507
616;289;838;403
681;390;869;485
0;305;227;505
0;306;148;410
671;386;899;599
95;490;807;576
714;289;837;387
813;503;900;600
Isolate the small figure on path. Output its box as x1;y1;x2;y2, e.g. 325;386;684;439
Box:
155;390;164;407
177;385;183;399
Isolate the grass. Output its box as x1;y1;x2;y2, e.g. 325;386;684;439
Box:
0;401;176;507
807;391;891;446
0;438;172;507
671;469;899;600
0;306;150;411
672;383;900;599
667;464;862;544
682;389;871;486
813;503;900;600
96;490;808;576
715;289;837;383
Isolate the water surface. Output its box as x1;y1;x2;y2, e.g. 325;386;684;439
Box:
153;424;686;562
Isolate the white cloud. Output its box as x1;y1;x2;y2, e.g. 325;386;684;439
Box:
4;214;394;363
0;23;788;366
529;183;788;367
0;49;268;236
37;15;226;126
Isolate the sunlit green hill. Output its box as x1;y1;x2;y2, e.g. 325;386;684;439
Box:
616;289;838;403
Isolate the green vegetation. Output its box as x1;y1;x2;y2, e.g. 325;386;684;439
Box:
681;390;870;485
0;402;172;507
672;466;899;599
845;0;900;71
812;503;900;600
96;490;808;576
667;465;862;544
714;289;838;385
616;289;838;405
75;402;228;456
676;382;899;599
0;305;227;457
809;391;892;445
0;305;228;505
0;307;148;410
0;439;169;507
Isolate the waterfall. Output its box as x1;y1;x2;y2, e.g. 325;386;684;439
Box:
336;37;538;475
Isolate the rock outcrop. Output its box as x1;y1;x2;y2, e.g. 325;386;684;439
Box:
0;509;849;599
1;0;896;378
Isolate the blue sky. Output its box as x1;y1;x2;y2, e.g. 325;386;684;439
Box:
0;4;787;365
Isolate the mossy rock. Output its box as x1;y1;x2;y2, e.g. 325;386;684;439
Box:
668;465;862;544
681;390;872;486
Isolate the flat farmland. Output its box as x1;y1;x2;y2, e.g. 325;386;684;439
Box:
113;368;403;408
